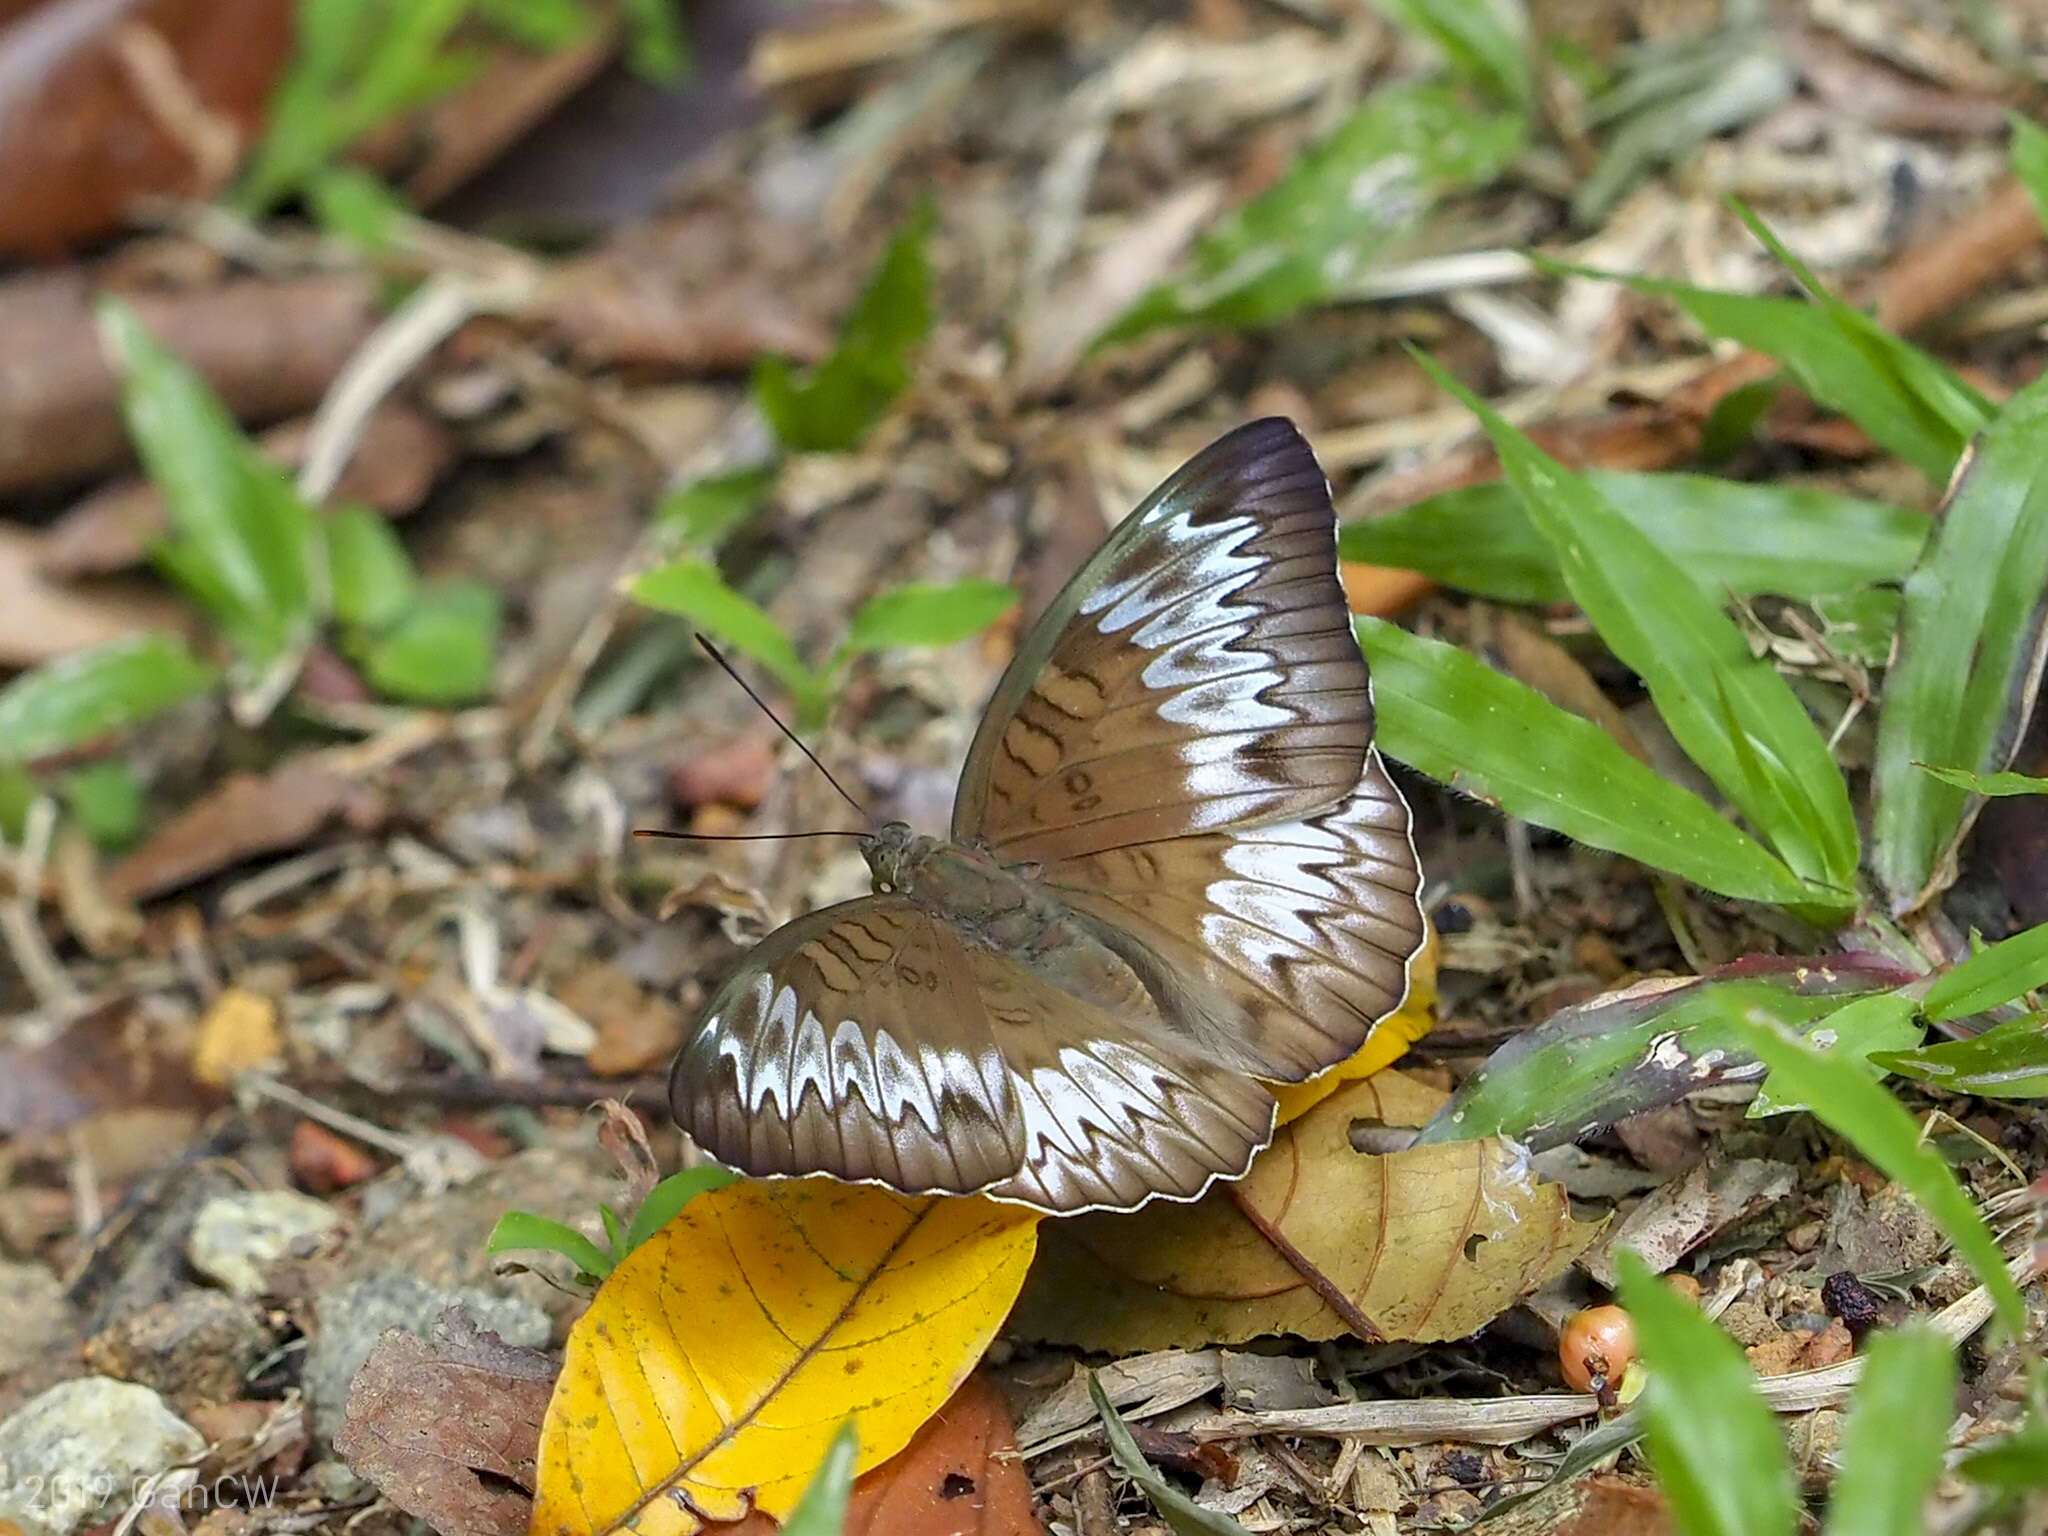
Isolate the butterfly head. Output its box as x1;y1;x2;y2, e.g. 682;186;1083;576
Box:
860;820;922;894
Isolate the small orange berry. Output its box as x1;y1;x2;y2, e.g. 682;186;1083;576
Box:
1560;1304;1635;1394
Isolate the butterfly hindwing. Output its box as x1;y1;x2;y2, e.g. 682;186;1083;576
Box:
1044;748;1427;1085
952;418;1370;864
669;895;1279;1211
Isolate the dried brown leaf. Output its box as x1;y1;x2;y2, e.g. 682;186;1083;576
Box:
333;1315;557;1536
1011;1073;1601;1349
41;403;454;578
106;758;375;902
0;525;189;668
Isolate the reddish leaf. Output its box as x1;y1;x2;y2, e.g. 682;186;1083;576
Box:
714;1375;1045;1536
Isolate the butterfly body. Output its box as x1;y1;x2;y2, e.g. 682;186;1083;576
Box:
671;419;1428;1214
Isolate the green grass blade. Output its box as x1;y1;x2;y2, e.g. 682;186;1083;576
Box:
1874;368;2048;910
1822;1324;1959;1536
483;1210;613;1281
1098;82;1523;345
754;203;933;453
1728;1017;2028;1338
1340;472;1925;606
1544;249;1987;485
0;636;215;766
1358;617;1818;907
781;1420;858;1536
99;298;321;683
632;558;825;722
1917;764;2048;797
1366;0;1530;105
327;505;418;632
621;1166;743;1255
1089;1374;1252;1536
1616;1249;1796;1536
1921;923;2048;1022
2012;113;2048;235
1414;356;1859;906
1749;990;1922;1116
1874;1014;2048;1100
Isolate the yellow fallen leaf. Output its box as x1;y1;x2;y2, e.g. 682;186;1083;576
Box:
1269;918;1440;1128
1009;1070;1600;1349
192;986;282;1086
530;1179;1039;1536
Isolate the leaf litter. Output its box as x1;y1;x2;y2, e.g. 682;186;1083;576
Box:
2;2;2047;1535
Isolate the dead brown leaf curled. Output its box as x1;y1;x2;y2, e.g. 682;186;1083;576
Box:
1011;1072;1601;1349
333;1314;557;1536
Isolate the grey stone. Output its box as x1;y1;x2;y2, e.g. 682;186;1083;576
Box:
0;1377;204;1536
0;1263;76;1376
186;1190;340;1298
301;1270;548;1441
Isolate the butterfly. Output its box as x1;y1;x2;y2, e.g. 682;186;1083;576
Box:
668;418;1426;1214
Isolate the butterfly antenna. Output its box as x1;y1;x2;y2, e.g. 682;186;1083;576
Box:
632;829;870;843
693;634;871;823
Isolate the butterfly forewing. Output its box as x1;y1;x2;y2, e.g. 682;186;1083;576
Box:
952;418;1371;865
669;898;1023;1196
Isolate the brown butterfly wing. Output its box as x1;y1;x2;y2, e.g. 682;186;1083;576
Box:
952;418;1371;865
668;896;1276;1212
1042;748;1427;1085
956;946;1277;1212
668;898;1024;1196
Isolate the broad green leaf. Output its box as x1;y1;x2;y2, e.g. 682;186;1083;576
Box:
469;0;591;50
622;1165;743;1256
326;505;417;632
655;466;776;555
1750;990;1922;1117
836;580;1017;662
1728;1017;2028;1339
0;635;214;766
1340;472;1924;606
632;558;825;722
1617;1249;1795;1536
359;580;500;704
1873;1014;2048;1100
237;0;478;212
1810;586;1903;668
1367;0;1529;105
60;762;145;851
1922;923;2048;1022
1417;966;1886;1148
2012;113;2048;235
1357;617;1816;907
1823;1324;1958;1536
1415;356;1859;908
1917;764;2048;797
754;204;933;453
780;1421;858;1536
1875;368;2048;909
619;0;691;82
1089;1374;1251;1536
484;1209;614;1281
100;299;321;680
1099;82;1524;344
305;166;413;254
0;764;33;840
